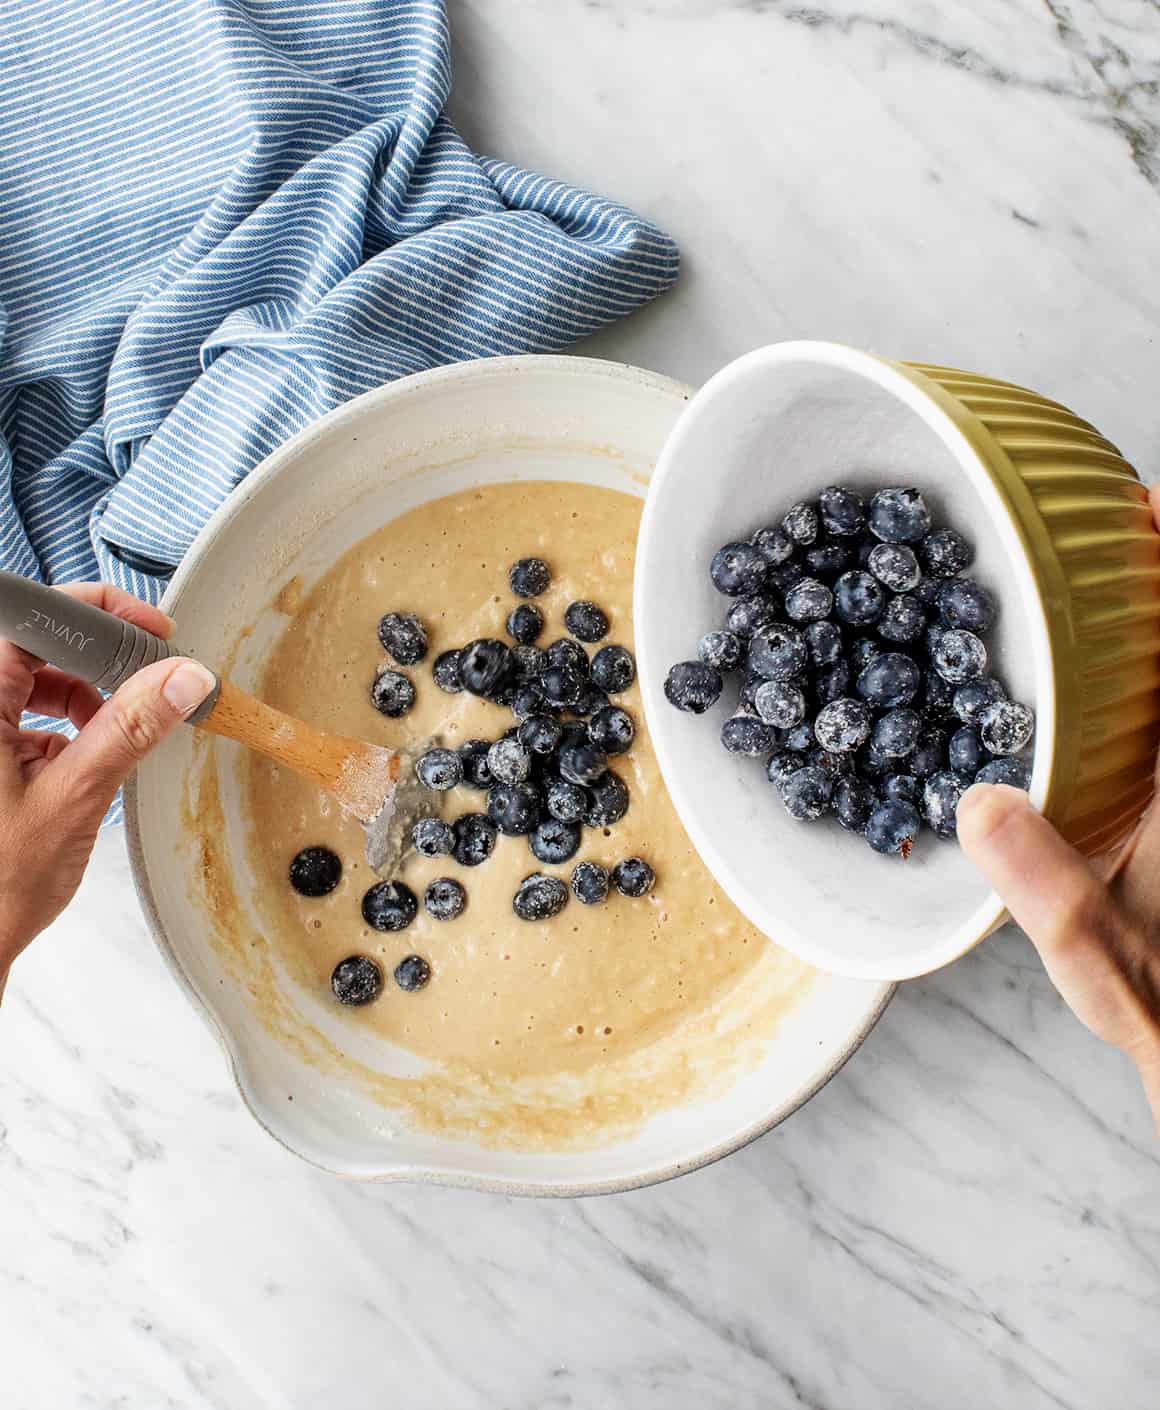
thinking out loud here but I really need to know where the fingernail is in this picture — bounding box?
[163,661,216,714]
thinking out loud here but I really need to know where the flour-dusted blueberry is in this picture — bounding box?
[979,699,1034,755]
[804,543,852,582]
[810,747,856,779]
[834,570,886,627]
[564,600,610,643]
[912,575,942,610]
[925,621,948,661]
[331,955,382,1006]
[558,739,608,787]
[528,816,582,865]
[785,577,834,623]
[910,729,948,780]
[377,612,427,666]
[709,540,769,597]
[868,487,931,544]
[736,674,762,713]
[452,812,498,866]
[415,747,463,792]
[856,651,921,707]
[584,770,630,826]
[834,776,877,834]
[938,578,996,633]
[814,659,851,707]
[545,638,588,676]
[721,712,774,756]
[872,708,921,758]
[747,623,808,681]
[766,561,806,595]
[751,523,795,565]
[976,757,1032,788]
[487,737,532,786]
[948,725,988,775]
[867,542,921,593]
[289,846,342,897]
[487,782,541,836]
[849,637,881,675]
[920,527,973,578]
[866,800,921,857]
[923,770,971,838]
[767,751,806,786]
[590,644,635,694]
[571,860,610,905]
[511,643,548,680]
[933,629,987,684]
[432,649,463,694]
[509,557,551,598]
[818,485,866,538]
[507,602,544,644]
[424,878,466,922]
[518,713,563,756]
[612,857,655,897]
[952,677,1005,724]
[362,880,418,932]
[919,670,955,721]
[510,682,547,721]
[815,698,871,753]
[804,620,843,667]
[458,739,495,791]
[783,721,815,753]
[877,594,925,644]
[881,772,921,806]
[588,705,634,755]
[856,742,893,779]
[370,668,416,718]
[727,595,780,639]
[698,629,743,673]
[540,663,584,709]
[779,764,833,820]
[856,537,877,568]
[753,680,806,730]
[555,721,589,754]
[546,778,589,824]
[782,502,819,546]
[572,682,610,718]
[412,817,454,858]
[459,638,514,698]
[394,954,433,991]
[513,873,569,921]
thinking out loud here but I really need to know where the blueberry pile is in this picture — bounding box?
[664,485,1034,857]
[291,557,656,1007]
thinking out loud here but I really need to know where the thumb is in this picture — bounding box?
[40,658,216,823]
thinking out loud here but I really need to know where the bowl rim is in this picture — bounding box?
[635,339,1055,982]
[124,353,895,1195]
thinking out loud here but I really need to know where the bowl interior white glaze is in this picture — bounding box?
[126,355,891,1193]
[635,342,1053,982]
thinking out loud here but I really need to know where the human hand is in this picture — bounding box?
[0,583,215,992]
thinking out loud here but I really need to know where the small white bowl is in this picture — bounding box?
[635,341,1054,982]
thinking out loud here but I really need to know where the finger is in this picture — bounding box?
[1150,481,1160,532]
[0,640,37,727]
[13,728,70,782]
[54,582,175,640]
[23,667,104,728]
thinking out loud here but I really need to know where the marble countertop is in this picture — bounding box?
[4,2,1159,1406]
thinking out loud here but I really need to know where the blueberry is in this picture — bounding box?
[459,639,514,697]
[432,650,463,694]
[872,708,921,758]
[287,846,342,898]
[362,880,418,932]
[920,527,973,579]
[512,643,548,680]
[856,537,877,568]
[377,612,427,666]
[868,487,931,544]
[487,782,541,836]
[783,721,815,753]
[546,638,589,675]
[834,571,886,627]
[699,630,743,672]
[804,620,842,667]
[394,954,432,990]
[814,660,851,707]
[976,757,1032,788]
[519,713,563,756]
[487,737,532,785]
[938,579,995,633]
[881,772,921,805]
[541,664,584,708]
[331,955,382,1006]
[590,644,635,693]
[558,740,608,786]
[721,712,775,756]
[452,812,498,866]
[766,561,805,594]
[849,637,881,674]
[513,873,569,921]
[529,817,582,865]
[424,878,466,922]
[747,623,808,681]
[727,595,780,639]
[565,600,610,643]
[978,700,1034,755]
[818,486,866,538]
[612,857,655,897]
[370,669,416,717]
[856,652,921,707]
[571,860,610,905]
[555,721,589,754]
[510,683,547,721]
[910,729,948,780]
[867,543,920,593]
[753,680,806,729]
[507,603,544,644]
[767,751,806,785]
[923,770,971,838]
[751,524,795,565]
[412,817,454,858]
[933,629,987,684]
[546,778,588,823]
[571,683,610,718]
[912,576,942,610]
[804,543,852,582]
[458,739,494,790]
[856,743,893,778]
[415,747,463,791]
[509,557,550,598]
[779,764,833,820]
[948,725,988,774]
[834,777,877,834]
[785,577,834,623]
[588,705,634,754]
[492,676,519,709]
[815,698,871,753]
[866,800,921,857]
[919,670,956,720]
[584,771,630,826]
[877,595,925,644]
[664,660,724,714]
[953,677,1005,724]
[782,502,819,546]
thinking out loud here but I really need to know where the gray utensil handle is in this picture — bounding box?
[0,571,220,721]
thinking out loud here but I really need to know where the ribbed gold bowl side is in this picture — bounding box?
[898,362,1160,856]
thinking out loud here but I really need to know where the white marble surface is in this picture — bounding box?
[4,2,1160,1406]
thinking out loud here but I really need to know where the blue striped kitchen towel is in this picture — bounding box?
[0,0,679,608]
